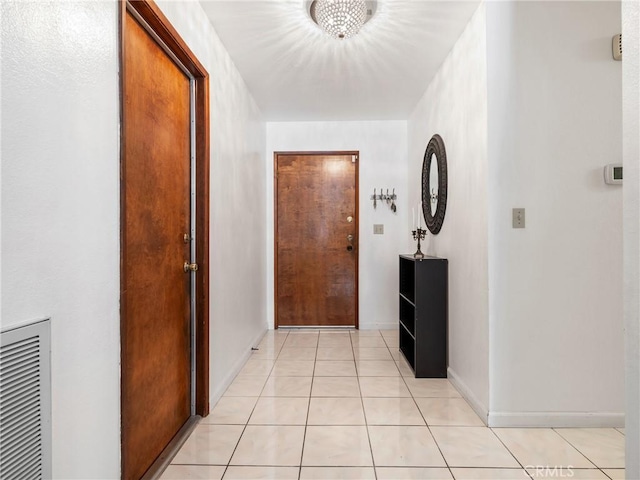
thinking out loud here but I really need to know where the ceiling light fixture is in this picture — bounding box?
[308,0,376,40]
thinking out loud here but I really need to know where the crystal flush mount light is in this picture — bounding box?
[308,0,377,40]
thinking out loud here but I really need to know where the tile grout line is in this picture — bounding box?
[297,330,320,479]
[220,330,289,478]
[485,427,533,479]
[393,331,459,478]
[552,427,616,472]
[352,329,378,480]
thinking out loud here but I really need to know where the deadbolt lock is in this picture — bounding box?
[183,262,199,273]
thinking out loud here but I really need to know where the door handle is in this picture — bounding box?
[347,234,354,252]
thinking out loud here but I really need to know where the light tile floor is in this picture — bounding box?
[161,330,625,480]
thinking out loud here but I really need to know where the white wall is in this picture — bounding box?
[1,2,121,478]
[407,4,490,419]
[266,121,408,330]
[622,0,640,474]
[1,1,266,477]
[157,0,268,411]
[487,1,624,426]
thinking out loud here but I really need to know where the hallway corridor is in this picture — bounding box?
[161,330,625,480]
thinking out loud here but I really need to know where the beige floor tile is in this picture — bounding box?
[362,398,425,425]
[258,335,287,348]
[450,468,530,479]
[564,470,611,479]
[382,334,399,344]
[302,426,373,466]
[312,376,361,397]
[351,330,384,337]
[368,426,446,467]
[262,330,289,338]
[356,360,400,376]
[388,349,400,360]
[203,396,258,424]
[493,428,594,468]
[351,336,387,348]
[430,427,520,468]
[318,337,352,348]
[317,347,354,360]
[307,397,366,425]
[300,467,376,479]
[396,359,415,377]
[224,375,268,397]
[380,329,397,335]
[172,424,244,465]
[271,360,315,376]
[318,337,353,348]
[353,348,393,361]
[314,360,357,376]
[230,425,305,466]
[238,358,276,376]
[555,429,625,468]
[319,331,352,338]
[376,467,453,480]
[261,376,313,397]
[415,398,484,426]
[603,469,625,479]
[249,397,309,425]
[284,334,319,348]
[617,428,625,435]
[223,466,299,479]
[250,346,282,360]
[251,340,284,358]
[161,465,225,480]
[404,378,461,397]
[358,376,411,397]
[277,347,317,360]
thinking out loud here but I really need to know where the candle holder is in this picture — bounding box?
[412,227,426,259]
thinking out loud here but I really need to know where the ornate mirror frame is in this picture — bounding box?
[421,134,448,235]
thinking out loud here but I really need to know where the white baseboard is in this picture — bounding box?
[447,367,489,425]
[488,411,625,428]
[208,327,268,410]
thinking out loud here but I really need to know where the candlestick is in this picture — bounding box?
[412,227,426,259]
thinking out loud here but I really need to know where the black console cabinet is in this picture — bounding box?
[399,255,448,378]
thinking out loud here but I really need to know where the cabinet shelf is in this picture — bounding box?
[398,255,448,378]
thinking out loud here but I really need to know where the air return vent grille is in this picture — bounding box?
[1,319,51,480]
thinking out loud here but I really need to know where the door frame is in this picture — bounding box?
[119,0,211,470]
[273,151,359,329]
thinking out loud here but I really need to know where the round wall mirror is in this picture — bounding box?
[421,134,448,235]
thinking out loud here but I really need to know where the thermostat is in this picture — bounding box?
[604,164,623,185]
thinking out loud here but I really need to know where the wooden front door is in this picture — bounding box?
[275,152,359,327]
[121,8,192,480]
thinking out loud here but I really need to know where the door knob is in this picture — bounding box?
[183,262,199,273]
[347,234,354,242]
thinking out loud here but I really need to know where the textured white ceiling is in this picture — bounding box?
[199,0,480,121]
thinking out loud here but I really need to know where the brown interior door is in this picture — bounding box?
[121,10,192,480]
[275,152,359,327]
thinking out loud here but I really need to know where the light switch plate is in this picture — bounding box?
[512,208,525,228]
[373,224,384,235]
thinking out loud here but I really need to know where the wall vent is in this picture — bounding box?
[1,319,52,480]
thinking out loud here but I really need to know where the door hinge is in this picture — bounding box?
[352,155,357,163]
[183,262,199,273]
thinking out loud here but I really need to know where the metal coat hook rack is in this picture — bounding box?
[371,188,397,212]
